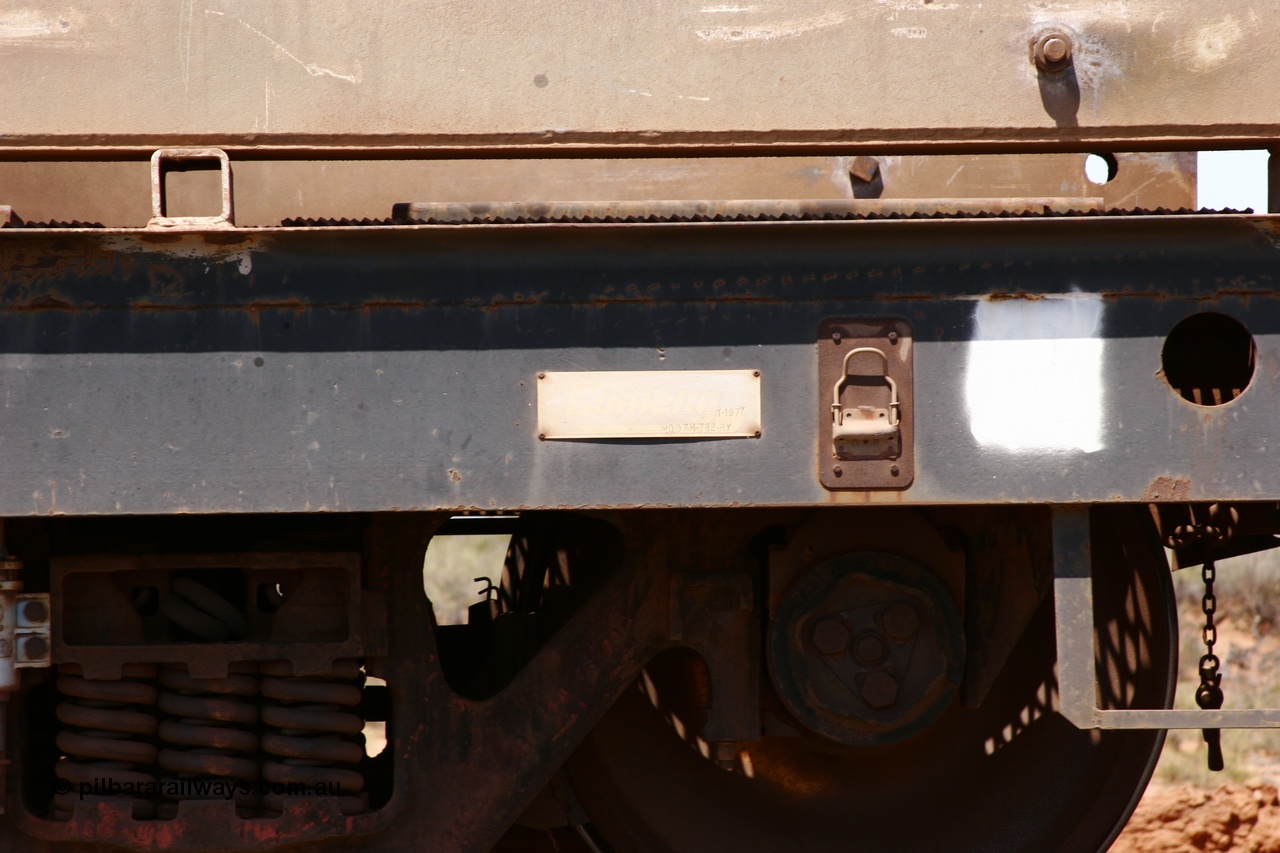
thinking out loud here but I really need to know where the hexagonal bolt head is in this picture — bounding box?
[1033,32,1073,72]
[811,618,851,657]
[849,156,881,183]
[881,602,920,641]
[860,669,899,708]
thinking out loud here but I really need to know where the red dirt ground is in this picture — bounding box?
[1114,783,1280,853]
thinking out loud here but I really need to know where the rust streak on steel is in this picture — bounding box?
[5,295,76,312]
[1143,477,1193,502]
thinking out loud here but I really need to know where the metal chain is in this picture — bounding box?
[1194,553,1225,771]
[1165,502,1238,551]
[1200,559,1218,669]
[1164,504,1236,773]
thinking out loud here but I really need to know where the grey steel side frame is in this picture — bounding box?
[1054,506,1280,729]
[2,214,1280,515]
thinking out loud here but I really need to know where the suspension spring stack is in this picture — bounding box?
[260,658,367,815]
[156,663,261,818]
[53,663,159,820]
[47,563,378,820]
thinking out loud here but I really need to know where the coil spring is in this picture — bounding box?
[155,662,260,819]
[160,577,248,642]
[53,663,159,820]
[260,658,367,815]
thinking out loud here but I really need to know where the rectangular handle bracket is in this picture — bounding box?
[148,148,234,230]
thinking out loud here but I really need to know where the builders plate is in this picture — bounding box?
[537,370,762,440]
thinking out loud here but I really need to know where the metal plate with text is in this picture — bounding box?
[537,370,761,440]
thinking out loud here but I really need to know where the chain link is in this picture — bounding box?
[1199,558,1219,681]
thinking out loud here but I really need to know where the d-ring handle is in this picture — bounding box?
[832,347,899,425]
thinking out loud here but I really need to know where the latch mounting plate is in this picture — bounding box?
[818,318,914,490]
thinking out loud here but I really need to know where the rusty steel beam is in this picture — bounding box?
[1,1,1278,157]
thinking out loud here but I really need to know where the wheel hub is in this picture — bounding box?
[768,551,965,746]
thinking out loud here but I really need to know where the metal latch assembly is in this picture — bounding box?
[832,347,900,457]
[818,319,913,491]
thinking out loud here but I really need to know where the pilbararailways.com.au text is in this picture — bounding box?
[55,778,342,799]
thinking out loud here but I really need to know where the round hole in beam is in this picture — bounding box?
[1085,153,1119,185]
[1161,312,1256,406]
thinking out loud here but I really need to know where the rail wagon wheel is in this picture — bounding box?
[566,507,1175,853]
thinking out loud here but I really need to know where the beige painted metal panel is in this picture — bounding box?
[880,152,1197,211]
[0,156,856,225]
[1,1,1277,153]
[0,153,1192,226]
[537,371,763,440]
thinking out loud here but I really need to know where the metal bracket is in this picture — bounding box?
[0,569,50,693]
[148,148,234,230]
[669,572,759,743]
[13,594,50,668]
[51,552,373,680]
[1053,506,1280,729]
[818,318,913,491]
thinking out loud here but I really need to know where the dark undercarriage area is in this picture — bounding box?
[0,506,1189,851]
